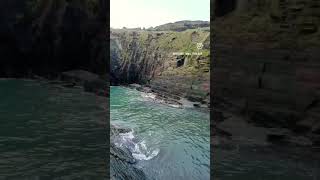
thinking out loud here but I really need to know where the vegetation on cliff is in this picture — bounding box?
[111,26,210,79]
[111,24,210,104]
[151,20,210,31]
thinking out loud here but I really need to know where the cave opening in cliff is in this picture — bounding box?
[215,0,236,17]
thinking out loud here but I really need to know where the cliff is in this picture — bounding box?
[0,0,108,78]
[110,25,210,105]
[213,0,320,146]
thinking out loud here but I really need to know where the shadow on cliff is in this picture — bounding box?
[0,0,108,78]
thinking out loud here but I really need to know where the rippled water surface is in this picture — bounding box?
[110,86,210,180]
[0,79,107,179]
[214,144,320,180]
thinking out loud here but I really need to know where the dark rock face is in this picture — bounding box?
[213,0,320,145]
[215,0,236,17]
[110,125,146,180]
[0,0,108,78]
[110,31,158,84]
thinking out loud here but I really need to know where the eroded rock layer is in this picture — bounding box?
[111,26,210,105]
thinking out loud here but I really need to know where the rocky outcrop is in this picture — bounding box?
[110,125,146,180]
[61,70,108,95]
[110,26,210,105]
[0,0,108,78]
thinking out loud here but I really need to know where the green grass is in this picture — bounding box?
[112,28,210,78]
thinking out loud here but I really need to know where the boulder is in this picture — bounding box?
[186,95,203,102]
[61,70,100,84]
[61,70,107,95]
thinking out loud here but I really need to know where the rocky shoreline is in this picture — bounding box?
[23,70,146,180]
[10,69,320,176]
[127,83,210,111]
[29,70,109,97]
[110,125,146,180]
[212,99,320,161]
[31,69,209,112]
[122,81,319,159]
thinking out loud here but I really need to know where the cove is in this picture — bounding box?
[110,86,210,180]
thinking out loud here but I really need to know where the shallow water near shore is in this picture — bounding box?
[110,86,210,180]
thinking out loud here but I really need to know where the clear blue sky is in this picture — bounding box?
[111,0,210,28]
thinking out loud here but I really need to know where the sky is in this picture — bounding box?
[110,0,210,29]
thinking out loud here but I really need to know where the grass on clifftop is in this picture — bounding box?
[112,28,210,76]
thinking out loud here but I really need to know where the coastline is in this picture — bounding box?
[125,83,210,112]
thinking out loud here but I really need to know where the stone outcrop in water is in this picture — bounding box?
[110,24,210,106]
[213,0,320,146]
[61,70,108,95]
[110,125,146,180]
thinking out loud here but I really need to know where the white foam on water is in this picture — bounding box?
[167,104,181,108]
[141,92,157,100]
[132,140,160,160]
[132,146,160,160]
[115,130,160,161]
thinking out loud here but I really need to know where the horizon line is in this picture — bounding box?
[110,20,211,29]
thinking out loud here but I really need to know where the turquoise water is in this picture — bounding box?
[0,79,107,179]
[110,86,210,180]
